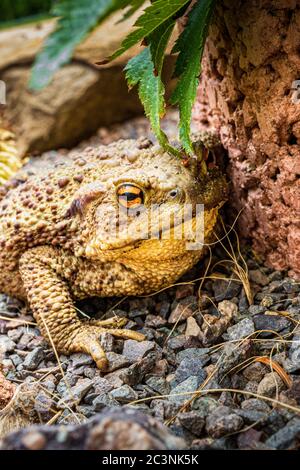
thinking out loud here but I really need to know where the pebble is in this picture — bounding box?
[241,398,271,413]
[145,376,170,395]
[237,428,263,449]
[174,358,207,385]
[206,406,244,438]
[23,347,44,370]
[100,333,115,352]
[169,376,200,405]
[122,340,155,363]
[253,314,292,335]
[57,378,93,408]
[71,353,94,368]
[226,318,255,341]
[248,304,265,315]
[92,393,120,411]
[106,352,131,372]
[0,335,15,353]
[110,385,138,403]
[178,411,205,436]
[176,348,210,365]
[242,362,268,382]
[249,269,270,286]
[185,317,201,337]
[265,418,300,449]
[168,296,198,323]
[257,372,285,398]
[212,278,241,301]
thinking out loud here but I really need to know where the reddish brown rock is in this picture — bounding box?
[193,0,300,279]
[0,371,15,409]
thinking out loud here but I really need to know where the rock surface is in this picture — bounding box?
[193,0,300,279]
[0,12,176,156]
[0,408,185,450]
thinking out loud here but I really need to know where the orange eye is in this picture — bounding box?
[117,184,144,209]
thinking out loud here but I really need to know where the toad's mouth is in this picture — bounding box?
[86,205,222,257]
[85,169,228,257]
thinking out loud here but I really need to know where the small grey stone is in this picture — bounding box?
[217,341,253,379]
[282,279,299,294]
[226,318,255,341]
[145,376,170,395]
[34,391,55,416]
[92,393,120,411]
[92,377,113,394]
[71,353,93,368]
[122,340,155,363]
[110,385,138,403]
[191,396,218,417]
[57,378,93,408]
[104,369,125,389]
[174,358,207,385]
[265,418,300,449]
[257,372,285,398]
[168,296,198,324]
[7,329,23,342]
[241,398,271,413]
[248,305,265,315]
[206,406,244,438]
[176,348,210,365]
[106,352,131,372]
[124,403,153,415]
[235,409,268,425]
[169,376,200,405]
[242,362,267,382]
[178,411,205,436]
[10,354,22,367]
[212,279,241,301]
[119,352,157,386]
[0,335,16,353]
[167,335,187,351]
[253,314,292,336]
[23,347,44,370]
[76,405,95,418]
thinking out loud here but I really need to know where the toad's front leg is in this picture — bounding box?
[19,247,144,370]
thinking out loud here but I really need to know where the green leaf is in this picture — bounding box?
[149,17,175,74]
[170,0,216,155]
[109,0,191,62]
[29,0,132,90]
[119,0,146,22]
[125,47,179,156]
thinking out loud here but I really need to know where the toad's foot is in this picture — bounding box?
[19,247,145,371]
[71,324,145,370]
[87,316,128,328]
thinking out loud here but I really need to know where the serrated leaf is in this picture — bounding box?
[119,0,146,22]
[29,0,132,90]
[170,0,216,155]
[125,47,178,156]
[108,0,191,62]
[149,17,175,74]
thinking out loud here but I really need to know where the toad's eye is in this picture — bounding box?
[117,183,144,209]
[168,188,181,199]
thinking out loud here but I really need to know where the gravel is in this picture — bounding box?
[0,120,299,449]
[206,406,244,438]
